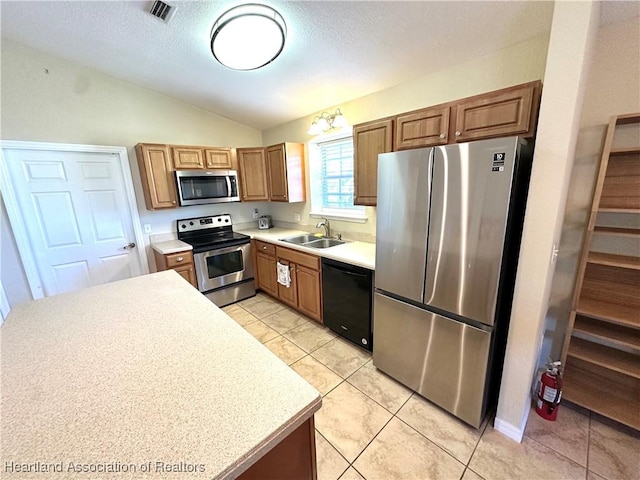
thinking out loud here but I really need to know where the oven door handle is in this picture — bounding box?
[194,242,249,258]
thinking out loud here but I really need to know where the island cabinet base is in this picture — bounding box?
[238,417,317,480]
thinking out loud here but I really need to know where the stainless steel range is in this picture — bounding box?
[177,214,255,307]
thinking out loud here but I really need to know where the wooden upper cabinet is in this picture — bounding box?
[395,106,450,149]
[237,148,269,201]
[353,119,394,206]
[205,148,234,169]
[453,81,541,142]
[172,146,205,169]
[135,143,178,210]
[266,144,288,201]
[266,143,306,203]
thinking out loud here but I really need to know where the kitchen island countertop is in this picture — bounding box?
[0,270,321,479]
[237,227,375,270]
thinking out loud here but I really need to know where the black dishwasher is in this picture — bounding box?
[321,258,373,351]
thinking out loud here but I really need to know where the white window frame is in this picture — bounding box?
[308,128,367,223]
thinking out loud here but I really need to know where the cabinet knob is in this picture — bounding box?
[455,131,461,136]
[439,133,445,139]
[262,246,267,250]
[177,256,184,262]
[172,200,176,204]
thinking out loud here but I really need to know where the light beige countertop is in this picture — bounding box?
[1,270,321,479]
[150,239,192,255]
[237,227,376,270]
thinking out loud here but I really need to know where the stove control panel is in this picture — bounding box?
[177,214,232,233]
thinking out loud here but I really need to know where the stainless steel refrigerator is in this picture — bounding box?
[373,136,532,428]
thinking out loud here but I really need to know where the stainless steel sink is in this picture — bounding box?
[280,234,320,244]
[280,234,345,249]
[304,238,345,249]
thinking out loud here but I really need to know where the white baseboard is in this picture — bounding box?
[493,406,530,443]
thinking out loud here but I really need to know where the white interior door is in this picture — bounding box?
[3,147,144,296]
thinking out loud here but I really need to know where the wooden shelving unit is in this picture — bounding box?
[561,112,640,430]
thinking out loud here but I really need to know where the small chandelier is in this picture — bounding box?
[210,4,287,71]
[307,109,349,135]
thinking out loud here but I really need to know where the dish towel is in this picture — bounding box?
[277,261,291,288]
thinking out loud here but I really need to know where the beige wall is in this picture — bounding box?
[496,1,601,439]
[0,39,265,306]
[539,16,640,365]
[261,35,550,238]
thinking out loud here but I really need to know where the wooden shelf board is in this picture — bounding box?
[587,252,640,270]
[610,147,640,156]
[573,315,640,350]
[563,360,640,430]
[598,208,640,213]
[576,298,640,329]
[593,226,640,237]
[616,114,640,125]
[568,337,640,379]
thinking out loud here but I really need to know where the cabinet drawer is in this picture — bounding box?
[255,240,276,256]
[166,251,193,268]
[276,246,320,271]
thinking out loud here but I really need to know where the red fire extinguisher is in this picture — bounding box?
[535,361,563,421]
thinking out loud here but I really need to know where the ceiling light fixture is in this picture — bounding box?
[307,109,349,135]
[210,4,287,71]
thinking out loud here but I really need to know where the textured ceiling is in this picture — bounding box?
[0,1,561,130]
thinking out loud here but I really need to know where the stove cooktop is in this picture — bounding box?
[176,214,250,253]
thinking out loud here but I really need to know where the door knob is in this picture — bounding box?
[124,242,136,249]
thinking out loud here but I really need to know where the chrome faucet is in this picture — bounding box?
[316,217,330,238]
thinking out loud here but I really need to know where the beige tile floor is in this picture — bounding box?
[224,294,640,480]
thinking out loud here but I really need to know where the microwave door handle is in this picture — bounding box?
[225,175,232,196]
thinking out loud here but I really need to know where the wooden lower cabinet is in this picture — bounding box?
[296,265,322,321]
[237,417,317,480]
[256,250,278,297]
[174,264,197,286]
[277,260,298,308]
[153,250,197,289]
[253,240,323,323]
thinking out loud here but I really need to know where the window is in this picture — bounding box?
[309,131,366,220]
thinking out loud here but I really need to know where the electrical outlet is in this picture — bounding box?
[143,224,152,234]
[294,213,301,222]
[252,208,259,219]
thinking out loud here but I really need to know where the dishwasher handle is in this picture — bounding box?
[325,264,369,279]
[322,259,372,278]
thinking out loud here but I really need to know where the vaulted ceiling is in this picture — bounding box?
[1,1,635,130]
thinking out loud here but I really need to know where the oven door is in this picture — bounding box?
[193,242,254,293]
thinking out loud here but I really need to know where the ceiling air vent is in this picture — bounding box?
[149,0,176,23]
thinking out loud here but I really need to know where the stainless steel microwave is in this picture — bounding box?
[175,170,240,206]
